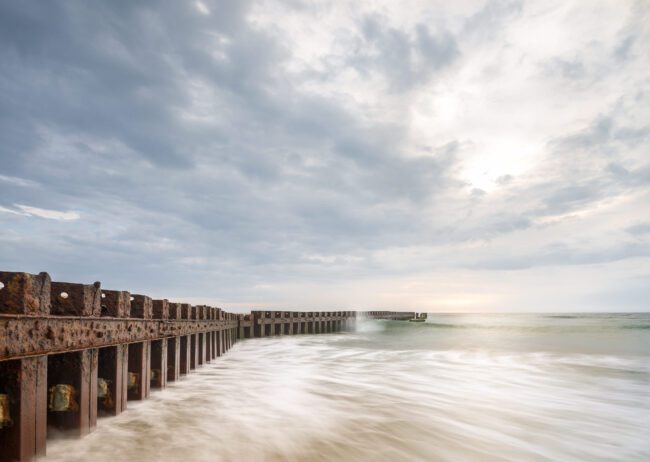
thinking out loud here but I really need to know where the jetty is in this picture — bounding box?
[0,270,406,461]
[364,311,425,321]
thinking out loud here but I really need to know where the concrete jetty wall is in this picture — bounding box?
[0,270,407,461]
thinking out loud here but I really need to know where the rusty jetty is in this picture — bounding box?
[0,270,419,461]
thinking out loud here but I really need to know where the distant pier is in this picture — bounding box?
[365,311,420,321]
[0,270,410,461]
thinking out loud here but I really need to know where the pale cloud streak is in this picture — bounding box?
[0,174,38,187]
[0,204,81,221]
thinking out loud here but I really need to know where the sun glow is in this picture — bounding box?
[460,137,539,192]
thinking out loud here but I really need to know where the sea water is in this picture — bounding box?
[44,314,650,461]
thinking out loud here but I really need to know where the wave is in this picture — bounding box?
[44,331,650,462]
[376,313,650,333]
[544,314,581,319]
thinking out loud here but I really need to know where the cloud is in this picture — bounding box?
[350,15,459,90]
[194,1,211,15]
[0,204,81,221]
[0,0,648,311]
[0,174,39,187]
[626,223,650,236]
[0,206,24,216]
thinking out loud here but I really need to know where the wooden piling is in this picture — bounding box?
[0,272,50,461]
[98,345,127,416]
[188,335,195,370]
[47,349,98,437]
[197,333,204,366]
[179,335,190,375]
[167,337,180,382]
[150,339,167,390]
[205,331,212,363]
[0,356,48,462]
[127,341,150,400]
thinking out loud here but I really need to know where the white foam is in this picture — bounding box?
[44,330,650,462]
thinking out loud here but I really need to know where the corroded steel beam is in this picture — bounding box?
[0,316,237,361]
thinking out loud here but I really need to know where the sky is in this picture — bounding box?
[0,0,649,312]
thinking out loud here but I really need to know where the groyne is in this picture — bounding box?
[0,270,410,462]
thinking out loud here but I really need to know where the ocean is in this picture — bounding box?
[44,313,650,462]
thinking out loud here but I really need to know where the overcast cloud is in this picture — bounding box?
[1,0,648,312]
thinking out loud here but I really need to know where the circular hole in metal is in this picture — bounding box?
[0,282,4,290]
[101,293,106,299]
[60,292,69,299]
[130,296,134,302]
